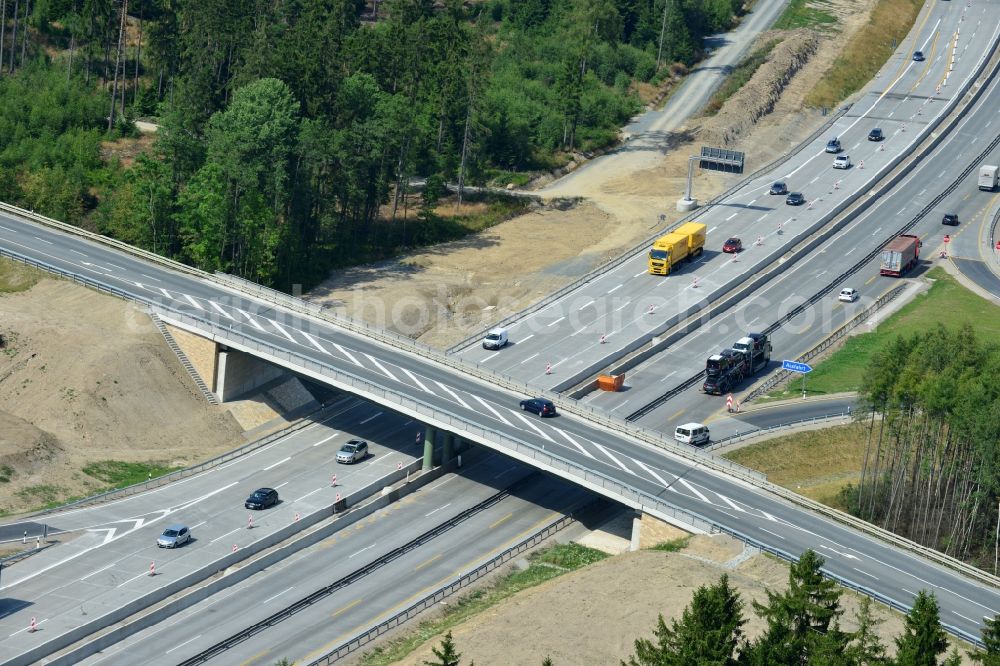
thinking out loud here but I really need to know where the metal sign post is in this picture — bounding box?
[781,360,813,398]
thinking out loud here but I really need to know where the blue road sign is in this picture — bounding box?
[782,360,813,374]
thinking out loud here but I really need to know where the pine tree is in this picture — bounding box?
[970,614,1000,664]
[894,591,949,666]
[844,597,888,665]
[425,631,462,666]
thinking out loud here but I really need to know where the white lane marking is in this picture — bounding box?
[360,411,383,425]
[350,544,376,558]
[717,494,746,512]
[634,459,670,486]
[853,567,879,580]
[165,634,203,654]
[872,227,882,236]
[591,441,631,473]
[725,212,738,220]
[80,562,117,581]
[183,294,204,310]
[237,308,267,331]
[608,284,622,293]
[511,410,555,441]
[483,351,500,362]
[71,249,88,257]
[677,478,709,503]
[211,527,242,544]
[267,318,297,343]
[208,301,234,319]
[263,456,291,471]
[757,213,768,221]
[633,271,646,278]
[809,176,819,184]
[33,235,54,245]
[760,527,785,540]
[761,511,780,522]
[262,587,294,605]
[918,188,926,196]
[333,343,362,366]
[709,225,720,233]
[140,273,161,282]
[313,432,340,446]
[274,481,289,490]
[190,520,207,530]
[402,367,432,393]
[425,503,453,517]
[472,394,512,425]
[953,611,976,623]
[301,331,327,353]
[9,618,47,637]
[547,316,565,327]
[845,247,856,255]
[364,354,399,382]
[435,381,472,410]
[0,225,17,233]
[556,429,596,459]
[159,287,172,299]
[615,300,631,312]
[520,352,539,364]
[296,488,321,502]
[120,568,158,587]
[580,300,594,309]
[519,334,534,344]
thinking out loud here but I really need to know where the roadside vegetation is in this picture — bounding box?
[724,422,869,508]
[81,460,180,489]
[704,39,781,115]
[806,0,924,108]
[0,257,44,294]
[767,268,1000,398]
[772,0,837,31]
[357,542,609,665]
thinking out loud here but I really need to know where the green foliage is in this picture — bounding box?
[773,0,837,30]
[623,573,745,666]
[531,541,610,568]
[704,39,779,115]
[971,614,1000,664]
[81,460,180,489]
[894,591,949,666]
[649,536,689,552]
[424,631,462,666]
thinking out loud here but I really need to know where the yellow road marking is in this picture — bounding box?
[893,3,935,82]
[865,274,878,285]
[300,511,563,664]
[332,598,362,618]
[490,513,513,529]
[911,30,938,92]
[414,553,442,572]
[239,649,270,666]
[667,408,686,422]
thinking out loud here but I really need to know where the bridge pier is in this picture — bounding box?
[630,511,691,551]
[422,425,436,470]
[442,432,454,463]
[215,347,285,402]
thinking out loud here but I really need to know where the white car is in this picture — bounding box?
[838,288,859,302]
[833,154,852,169]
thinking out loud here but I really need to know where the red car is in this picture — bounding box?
[722,237,743,253]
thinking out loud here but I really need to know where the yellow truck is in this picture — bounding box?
[647,222,706,275]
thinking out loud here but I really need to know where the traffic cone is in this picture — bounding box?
[247,514,253,530]
[545,362,552,375]
[647,303,655,314]
[29,617,36,633]
[599,334,606,344]
[834,180,840,190]
[331,474,337,487]
[754,236,762,246]
[232,544,238,553]
[859,160,864,169]
[294,512,300,522]
[149,561,156,577]
[692,277,699,289]
[879,143,885,152]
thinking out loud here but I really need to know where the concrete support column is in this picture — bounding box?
[422,425,436,470]
[442,432,454,463]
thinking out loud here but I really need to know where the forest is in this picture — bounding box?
[0,0,743,290]
[841,325,1000,568]
[423,550,1000,665]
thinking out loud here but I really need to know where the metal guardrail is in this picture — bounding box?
[741,284,908,403]
[306,513,576,665]
[706,410,856,449]
[444,106,852,355]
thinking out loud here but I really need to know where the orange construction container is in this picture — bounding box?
[597,374,626,391]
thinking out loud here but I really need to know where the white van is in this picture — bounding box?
[482,327,509,350]
[674,422,710,446]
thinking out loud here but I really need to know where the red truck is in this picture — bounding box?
[879,234,921,277]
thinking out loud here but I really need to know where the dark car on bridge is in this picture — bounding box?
[519,398,557,417]
[785,192,806,206]
[722,237,743,253]
[769,181,788,195]
[868,127,884,141]
[245,487,279,510]
[942,213,959,226]
[825,137,842,153]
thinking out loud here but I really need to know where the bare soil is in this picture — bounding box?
[0,272,243,514]
[381,535,975,665]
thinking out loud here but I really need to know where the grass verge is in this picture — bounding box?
[806,0,923,108]
[649,536,690,552]
[767,268,1000,398]
[357,542,609,666]
[724,421,870,508]
[82,460,182,489]
[0,256,44,293]
[772,0,837,31]
[704,39,781,115]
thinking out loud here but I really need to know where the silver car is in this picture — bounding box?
[337,439,368,464]
[157,524,191,548]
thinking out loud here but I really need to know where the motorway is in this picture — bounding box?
[455,0,997,396]
[2,1,1000,662]
[76,456,593,666]
[3,193,1000,656]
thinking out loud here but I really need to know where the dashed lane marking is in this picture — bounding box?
[267,318,297,343]
[332,343,362,366]
[435,381,472,410]
[237,309,267,332]
[364,354,399,382]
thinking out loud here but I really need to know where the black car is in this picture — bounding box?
[245,487,279,510]
[519,397,557,416]
[825,137,841,153]
[942,213,959,226]
[867,127,884,141]
[913,50,925,62]
[769,181,788,195]
[785,192,806,206]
